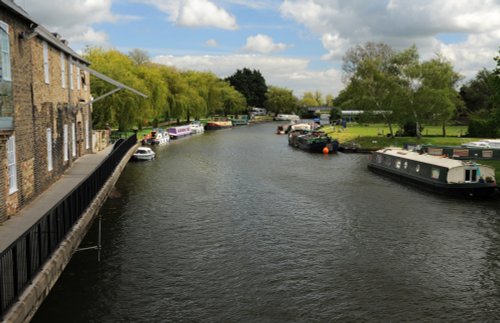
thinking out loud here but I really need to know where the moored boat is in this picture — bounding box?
[141,128,169,145]
[288,130,339,153]
[189,121,205,134]
[368,147,497,197]
[132,146,155,161]
[168,125,192,139]
[205,118,233,130]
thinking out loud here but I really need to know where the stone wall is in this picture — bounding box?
[0,9,94,223]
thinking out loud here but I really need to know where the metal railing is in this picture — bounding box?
[0,134,136,318]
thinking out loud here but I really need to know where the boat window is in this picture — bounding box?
[376,155,383,163]
[395,160,401,169]
[465,169,478,183]
[403,161,408,169]
[431,168,440,179]
[416,164,420,173]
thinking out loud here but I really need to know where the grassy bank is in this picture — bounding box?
[321,124,477,149]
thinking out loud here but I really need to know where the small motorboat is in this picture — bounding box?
[189,121,205,134]
[132,147,155,161]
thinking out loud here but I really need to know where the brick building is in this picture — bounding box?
[0,0,93,223]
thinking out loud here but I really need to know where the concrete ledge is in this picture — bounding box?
[1,143,138,323]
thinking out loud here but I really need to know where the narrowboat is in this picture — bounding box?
[288,130,339,153]
[368,147,497,197]
[274,114,300,121]
[168,125,192,139]
[205,118,233,130]
[231,115,249,126]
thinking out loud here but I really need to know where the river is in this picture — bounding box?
[33,122,500,322]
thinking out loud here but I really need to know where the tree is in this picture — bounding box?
[265,86,298,114]
[225,68,267,107]
[128,48,150,65]
[417,56,463,136]
[84,48,148,131]
[299,92,320,107]
[325,94,334,107]
[460,69,498,116]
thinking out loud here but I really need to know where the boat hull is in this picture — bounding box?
[205,122,232,130]
[368,162,497,197]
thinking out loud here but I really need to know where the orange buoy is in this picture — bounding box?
[322,147,329,154]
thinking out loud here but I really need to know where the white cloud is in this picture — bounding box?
[242,34,290,54]
[152,54,341,96]
[280,0,500,81]
[206,39,219,47]
[20,0,135,47]
[137,0,238,30]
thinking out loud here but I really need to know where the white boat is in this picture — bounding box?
[168,125,192,139]
[462,139,500,149]
[149,128,170,145]
[285,123,311,133]
[133,147,155,161]
[275,114,300,121]
[189,121,205,134]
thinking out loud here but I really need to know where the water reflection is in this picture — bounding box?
[34,123,500,322]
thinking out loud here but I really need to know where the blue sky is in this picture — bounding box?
[20,0,500,97]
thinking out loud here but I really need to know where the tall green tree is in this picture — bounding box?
[265,86,298,114]
[225,68,267,107]
[84,48,148,131]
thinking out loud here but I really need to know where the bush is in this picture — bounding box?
[467,117,498,137]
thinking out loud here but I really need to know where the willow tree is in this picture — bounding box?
[84,48,148,130]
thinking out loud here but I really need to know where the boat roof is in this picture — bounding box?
[376,147,490,170]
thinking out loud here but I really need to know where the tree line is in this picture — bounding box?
[87,45,500,138]
[335,42,500,138]
[86,48,248,130]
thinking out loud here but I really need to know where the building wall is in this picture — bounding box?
[0,9,93,223]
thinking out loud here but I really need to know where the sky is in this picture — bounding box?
[17,0,500,97]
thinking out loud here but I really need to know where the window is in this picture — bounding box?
[47,128,53,171]
[77,66,81,89]
[43,41,50,84]
[0,21,12,81]
[61,52,66,88]
[85,119,90,150]
[71,122,76,157]
[403,161,408,169]
[431,168,440,179]
[416,164,420,173]
[63,124,68,161]
[465,169,478,183]
[7,136,17,194]
[69,63,73,89]
[82,70,87,91]
[395,160,401,169]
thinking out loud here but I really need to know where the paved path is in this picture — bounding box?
[0,146,113,252]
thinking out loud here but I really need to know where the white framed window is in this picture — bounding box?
[85,119,90,150]
[76,66,81,89]
[83,71,87,91]
[43,41,50,84]
[7,136,17,194]
[0,21,12,81]
[47,128,53,171]
[69,63,74,89]
[63,124,68,161]
[71,122,76,157]
[60,52,66,88]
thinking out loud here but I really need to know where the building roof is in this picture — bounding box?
[378,147,468,170]
[0,0,89,65]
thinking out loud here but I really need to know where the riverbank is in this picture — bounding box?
[321,124,500,179]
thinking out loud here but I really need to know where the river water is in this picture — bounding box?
[33,122,500,322]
